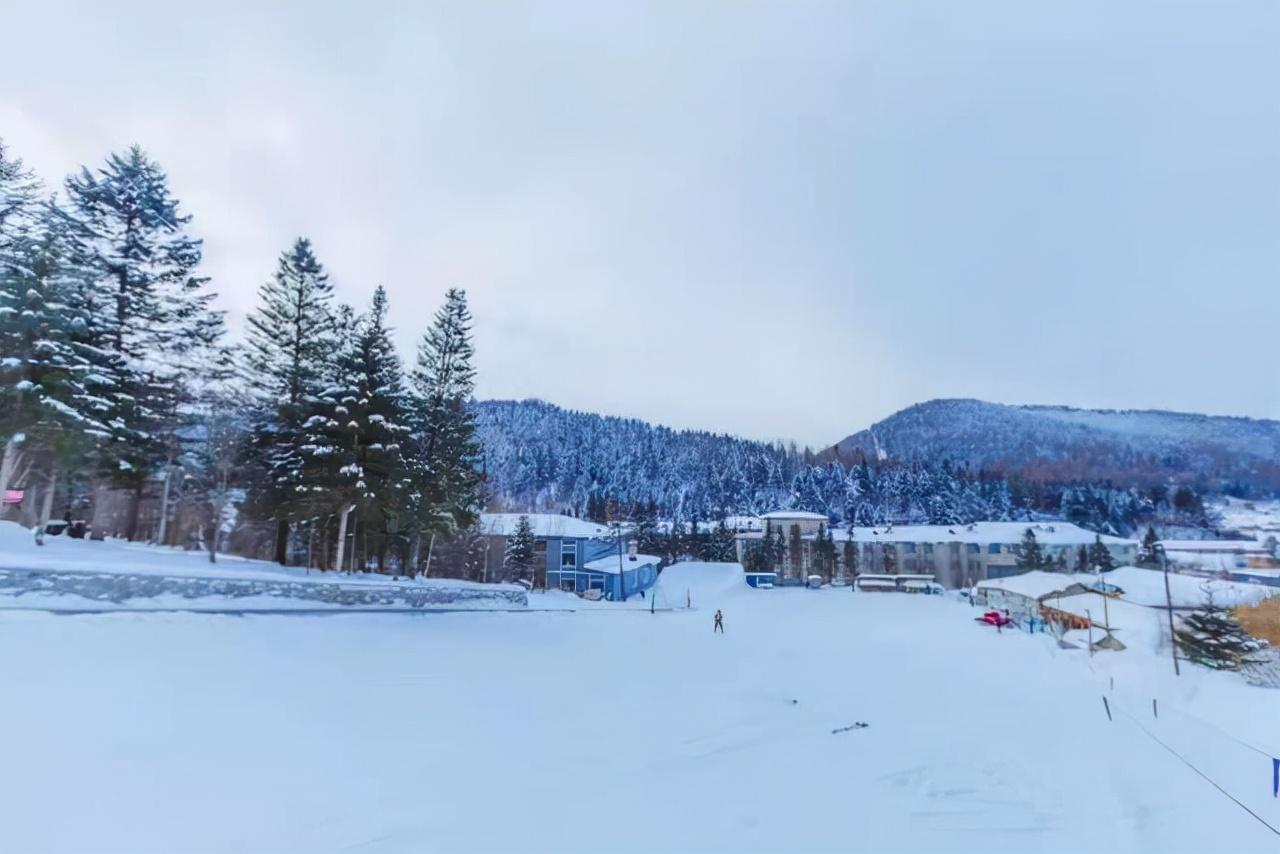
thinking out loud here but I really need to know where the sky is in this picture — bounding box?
[2,1,1277,448]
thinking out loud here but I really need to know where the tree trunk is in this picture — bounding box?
[274,517,289,565]
[34,465,57,545]
[156,466,173,546]
[123,482,143,541]
[408,533,422,578]
[0,436,25,523]
[208,513,219,562]
[333,504,355,575]
[424,533,437,578]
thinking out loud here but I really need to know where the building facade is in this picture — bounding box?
[736,517,1138,588]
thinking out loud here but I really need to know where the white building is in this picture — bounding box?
[736,517,1138,588]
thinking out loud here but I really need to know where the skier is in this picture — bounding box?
[714,609,724,634]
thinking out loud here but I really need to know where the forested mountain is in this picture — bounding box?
[829,399,1280,495]
[474,399,1022,526]
[474,399,1220,536]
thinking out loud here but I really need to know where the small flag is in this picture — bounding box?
[2,489,23,505]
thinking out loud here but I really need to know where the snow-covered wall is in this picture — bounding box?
[0,568,528,610]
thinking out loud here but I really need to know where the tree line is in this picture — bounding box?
[0,139,484,577]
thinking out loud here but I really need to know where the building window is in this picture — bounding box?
[561,542,577,568]
[966,544,979,554]
[559,573,576,592]
[902,543,916,554]
[988,543,1001,554]
[923,543,933,555]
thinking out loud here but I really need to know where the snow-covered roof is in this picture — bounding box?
[582,553,661,574]
[759,510,829,521]
[977,571,1099,600]
[848,522,1133,546]
[478,513,610,539]
[741,520,1134,546]
[1158,539,1267,553]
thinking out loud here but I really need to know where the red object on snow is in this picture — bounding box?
[979,610,1012,627]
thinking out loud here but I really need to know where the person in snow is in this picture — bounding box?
[714,609,724,634]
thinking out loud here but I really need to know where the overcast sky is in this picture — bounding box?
[3,1,1277,447]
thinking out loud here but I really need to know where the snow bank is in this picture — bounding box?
[653,560,746,608]
[0,522,526,610]
[1106,566,1274,608]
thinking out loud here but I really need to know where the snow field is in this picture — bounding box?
[2,576,1278,852]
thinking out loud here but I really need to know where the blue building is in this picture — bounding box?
[479,513,660,599]
[573,552,661,600]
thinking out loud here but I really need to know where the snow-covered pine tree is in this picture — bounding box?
[842,529,858,579]
[297,290,410,572]
[63,146,224,539]
[1088,534,1116,572]
[1016,528,1044,571]
[1136,526,1160,568]
[408,288,484,553]
[435,523,487,581]
[503,514,536,582]
[1,180,119,528]
[1174,596,1264,670]
[241,237,336,562]
[708,518,737,562]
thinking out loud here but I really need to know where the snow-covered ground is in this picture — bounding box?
[0,522,526,611]
[2,562,1278,852]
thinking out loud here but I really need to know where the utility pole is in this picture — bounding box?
[1159,545,1180,676]
[614,522,626,602]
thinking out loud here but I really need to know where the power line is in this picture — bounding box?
[1119,709,1279,838]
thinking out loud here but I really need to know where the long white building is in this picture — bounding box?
[735,512,1137,588]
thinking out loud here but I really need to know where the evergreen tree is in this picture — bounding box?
[241,238,336,562]
[503,514,536,582]
[1136,526,1160,568]
[1088,534,1116,572]
[1174,598,1263,670]
[708,518,737,562]
[1016,528,1044,571]
[300,289,411,571]
[842,529,859,580]
[63,146,224,538]
[1076,544,1090,572]
[409,288,484,546]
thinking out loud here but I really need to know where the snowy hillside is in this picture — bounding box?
[830,399,1280,491]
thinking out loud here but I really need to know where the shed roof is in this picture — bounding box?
[582,553,661,574]
[977,571,1099,600]
[479,513,610,540]
[759,511,830,521]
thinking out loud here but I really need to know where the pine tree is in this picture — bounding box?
[503,514,536,582]
[1088,534,1116,572]
[1076,544,1090,572]
[241,238,336,562]
[409,288,484,548]
[299,289,410,571]
[1,184,121,528]
[842,529,858,580]
[708,518,737,562]
[1136,526,1160,568]
[1016,528,1044,571]
[1174,598,1263,670]
[63,146,224,538]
